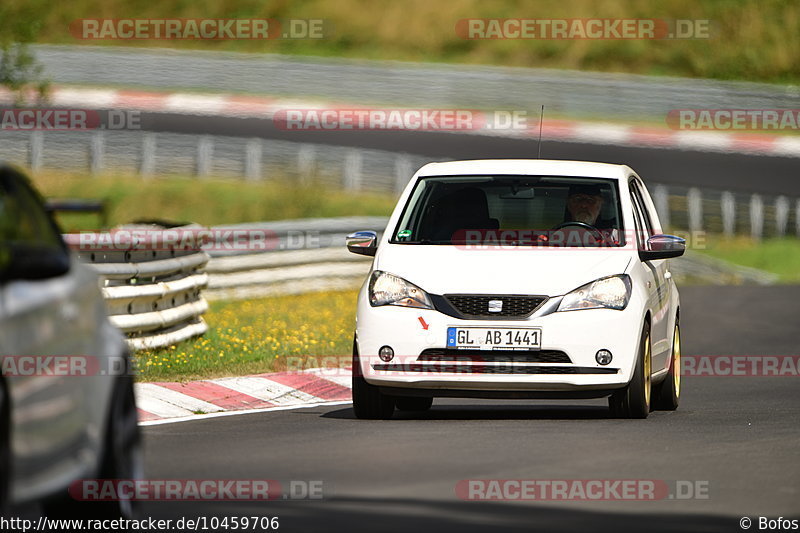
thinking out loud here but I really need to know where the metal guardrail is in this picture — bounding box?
[202,217,382,300]
[32,45,800,120]
[0,130,429,196]
[651,185,800,240]
[2,126,799,239]
[64,229,210,351]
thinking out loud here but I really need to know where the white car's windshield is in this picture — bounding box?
[392,175,626,247]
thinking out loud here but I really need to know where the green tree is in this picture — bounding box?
[0,13,49,106]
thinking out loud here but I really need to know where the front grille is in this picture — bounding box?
[441,294,547,319]
[372,363,618,375]
[419,349,571,364]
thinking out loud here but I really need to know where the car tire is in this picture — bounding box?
[0,379,10,517]
[653,323,681,411]
[609,322,652,419]
[352,337,395,420]
[395,397,433,412]
[44,374,142,519]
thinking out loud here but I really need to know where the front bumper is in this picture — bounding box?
[355,288,643,393]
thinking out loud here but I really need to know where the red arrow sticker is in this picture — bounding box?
[418,316,430,330]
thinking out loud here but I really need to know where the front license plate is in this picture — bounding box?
[446,327,542,350]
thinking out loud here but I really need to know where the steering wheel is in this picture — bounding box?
[552,221,606,244]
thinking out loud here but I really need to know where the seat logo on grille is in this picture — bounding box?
[488,299,503,313]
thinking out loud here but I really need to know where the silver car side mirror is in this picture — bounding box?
[640,234,686,261]
[346,231,378,257]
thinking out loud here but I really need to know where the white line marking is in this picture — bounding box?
[139,400,352,426]
[674,131,734,151]
[572,123,632,144]
[134,394,194,419]
[164,93,227,114]
[772,136,800,157]
[135,383,224,414]
[51,88,118,108]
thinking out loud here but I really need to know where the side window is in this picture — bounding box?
[0,173,65,248]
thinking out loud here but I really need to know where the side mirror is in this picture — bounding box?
[639,234,685,261]
[346,231,378,257]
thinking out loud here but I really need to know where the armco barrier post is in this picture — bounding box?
[750,194,764,241]
[140,133,156,178]
[297,144,316,181]
[652,185,670,230]
[775,196,789,237]
[196,136,213,178]
[344,150,363,190]
[89,131,105,175]
[29,131,43,171]
[721,191,736,237]
[796,199,800,238]
[394,155,413,195]
[245,139,262,181]
[687,188,703,233]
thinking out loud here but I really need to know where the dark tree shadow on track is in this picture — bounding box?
[135,497,753,533]
[324,404,617,421]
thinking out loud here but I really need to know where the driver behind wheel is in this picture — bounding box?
[566,184,606,226]
[558,184,619,245]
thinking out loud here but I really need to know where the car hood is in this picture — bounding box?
[374,244,634,296]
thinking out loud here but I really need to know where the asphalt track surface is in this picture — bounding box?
[142,286,800,533]
[138,112,800,196]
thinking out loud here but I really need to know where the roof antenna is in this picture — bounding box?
[537,105,544,158]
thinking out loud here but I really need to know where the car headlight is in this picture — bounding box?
[557,274,632,312]
[369,270,433,309]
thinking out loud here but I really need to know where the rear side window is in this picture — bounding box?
[629,180,653,250]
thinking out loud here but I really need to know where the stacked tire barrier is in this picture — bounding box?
[64,228,210,351]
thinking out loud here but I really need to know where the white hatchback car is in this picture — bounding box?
[348,159,684,419]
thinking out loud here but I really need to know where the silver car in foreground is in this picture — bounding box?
[0,164,141,517]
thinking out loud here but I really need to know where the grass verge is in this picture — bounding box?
[29,170,396,232]
[5,0,799,84]
[136,290,357,382]
[694,236,800,283]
